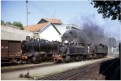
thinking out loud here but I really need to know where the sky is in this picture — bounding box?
[1,0,121,41]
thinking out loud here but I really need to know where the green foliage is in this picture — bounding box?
[12,21,24,30]
[6,21,12,25]
[13,21,23,27]
[91,1,121,21]
[1,20,24,30]
[1,20,5,25]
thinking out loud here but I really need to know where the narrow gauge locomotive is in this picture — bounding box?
[21,36,59,63]
[21,36,108,63]
[53,42,108,63]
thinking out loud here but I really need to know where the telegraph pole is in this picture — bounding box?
[26,0,30,77]
[26,0,28,26]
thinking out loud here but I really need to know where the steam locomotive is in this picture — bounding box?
[53,42,108,63]
[21,36,108,63]
[21,36,59,63]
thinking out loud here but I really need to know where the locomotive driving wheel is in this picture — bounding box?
[32,56,38,64]
[32,52,42,64]
[32,56,36,63]
[75,56,80,61]
[64,56,71,63]
[71,56,75,62]
[79,56,83,61]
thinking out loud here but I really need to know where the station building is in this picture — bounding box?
[24,18,79,42]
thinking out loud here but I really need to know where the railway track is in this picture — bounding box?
[38,62,102,80]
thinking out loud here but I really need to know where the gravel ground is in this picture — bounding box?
[1,62,54,73]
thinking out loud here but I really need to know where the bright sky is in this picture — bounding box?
[1,0,121,41]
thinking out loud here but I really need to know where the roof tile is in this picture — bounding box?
[42,18,62,24]
[24,22,49,32]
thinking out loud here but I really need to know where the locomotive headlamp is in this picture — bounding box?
[64,40,69,43]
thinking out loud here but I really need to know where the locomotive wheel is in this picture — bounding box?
[93,54,96,59]
[27,59,32,64]
[87,55,90,60]
[75,56,80,61]
[38,57,42,63]
[83,55,87,60]
[71,56,75,62]
[80,56,83,61]
[62,57,66,63]
[32,56,38,64]
[64,56,71,63]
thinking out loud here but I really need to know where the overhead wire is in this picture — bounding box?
[28,2,49,16]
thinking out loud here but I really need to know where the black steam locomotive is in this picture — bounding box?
[21,36,59,63]
[21,36,108,63]
[53,42,108,63]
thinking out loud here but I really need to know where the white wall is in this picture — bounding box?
[54,24,67,36]
[39,24,61,42]
[1,25,33,41]
[109,47,119,55]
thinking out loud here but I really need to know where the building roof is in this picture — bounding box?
[38,18,62,25]
[24,22,61,35]
[24,22,49,32]
[1,25,33,41]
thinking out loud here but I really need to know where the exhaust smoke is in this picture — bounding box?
[62,17,108,45]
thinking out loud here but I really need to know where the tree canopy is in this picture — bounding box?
[6,21,12,25]
[1,20,5,25]
[91,1,121,21]
[1,20,24,30]
[13,21,24,30]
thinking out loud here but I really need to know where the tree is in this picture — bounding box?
[1,20,5,25]
[91,1,121,21]
[12,21,24,30]
[6,21,12,25]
